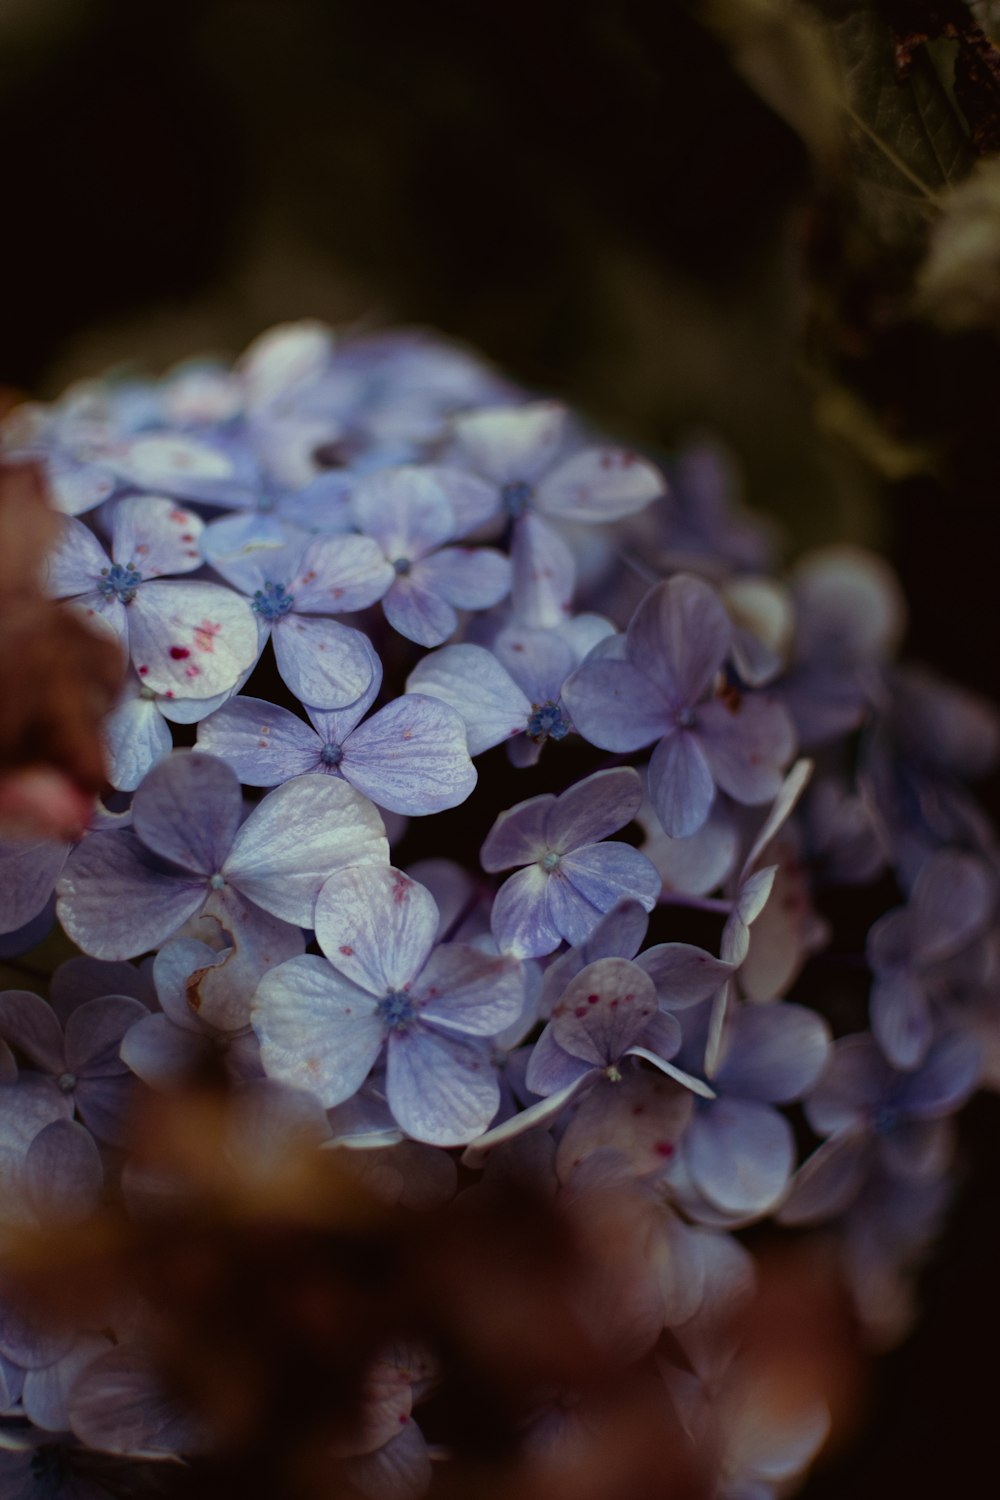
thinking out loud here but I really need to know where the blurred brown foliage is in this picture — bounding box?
[0,459,122,839]
[4,1076,863,1500]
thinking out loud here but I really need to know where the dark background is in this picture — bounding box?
[2,2,998,1494]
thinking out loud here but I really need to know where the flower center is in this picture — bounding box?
[251,580,295,621]
[541,850,561,873]
[526,700,570,743]
[392,556,412,575]
[501,479,533,518]
[98,562,143,604]
[209,872,226,890]
[57,1071,77,1094]
[378,989,416,1031]
[675,706,697,729]
[320,742,344,767]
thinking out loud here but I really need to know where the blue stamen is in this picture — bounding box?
[501,479,533,518]
[97,562,143,604]
[527,700,570,743]
[251,580,295,621]
[378,989,416,1031]
[320,743,344,767]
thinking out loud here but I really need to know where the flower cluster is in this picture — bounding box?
[0,322,997,1499]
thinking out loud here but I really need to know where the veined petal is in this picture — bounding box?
[490,864,563,959]
[290,532,394,614]
[25,1118,103,1226]
[805,1035,889,1137]
[0,991,65,1072]
[387,1026,499,1145]
[561,657,670,752]
[103,687,174,792]
[382,575,458,647]
[196,697,323,786]
[895,1030,982,1118]
[133,751,241,874]
[525,1022,596,1096]
[413,944,524,1035]
[57,831,205,959]
[406,644,530,755]
[351,466,456,557]
[112,496,204,578]
[0,836,70,934]
[461,1075,592,1164]
[550,958,658,1068]
[315,865,439,994]
[481,795,554,873]
[201,512,304,595]
[253,954,383,1107]
[536,446,664,521]
[648,729,715,839]
[225,775,388,928]
[539,899,649,1014]
[909,849,995,965]
[45,515,110,597]
[545,767,642,852]
[65,996,148,1075]
[777,1132,869,1225]
[184,884,305,1032]
[418,544,511,610]
[272,614,376,708]
[556,1069,694,1183]
[625,575,730,707]
[635,943,733,1009]
[557,843,661,929]
[342,695,477,815]
[430,465,501,534]
[493,623,575,706]
[127,579,259,700]
[697,693,796,806]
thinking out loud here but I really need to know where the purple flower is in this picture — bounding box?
[119,938,263,1091]
[672,999,830,1221]
[101,663,247,792]
[780,1030,980,1227]
[0,803,132,938]
[196,654,476,816]
[867,849,995,1069]
[777,545,905,748]
[538,898,732,1018]
[448,400,664,627]
[252,864,525,1145]
[46,497,259,700]
[450,400,664,527]
[201,512,388,706]
[406,620,604,765]
[56,751,387,963]
[348,465,512,646]
[466,957,714,1165]
[0,990,148,1144]
[562,574,796,839]
[482,769,661,959]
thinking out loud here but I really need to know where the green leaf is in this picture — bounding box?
[819,1,975,245]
